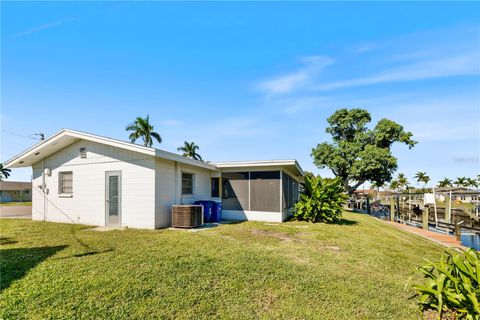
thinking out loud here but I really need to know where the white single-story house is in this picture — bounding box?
[0,181,32,202]
[436,187,480,204]
[4,129,304,229]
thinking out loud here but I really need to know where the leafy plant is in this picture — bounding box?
[293,175,347,223]
[413,248,480,319]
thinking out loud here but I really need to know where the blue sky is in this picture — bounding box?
[1,2,479,187]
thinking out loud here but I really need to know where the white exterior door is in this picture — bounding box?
[106,171,122,227]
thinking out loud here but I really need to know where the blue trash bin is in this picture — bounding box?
[212,202,222,222]
[194,200,215,223]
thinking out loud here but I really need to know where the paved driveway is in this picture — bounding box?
[0,205,32,219]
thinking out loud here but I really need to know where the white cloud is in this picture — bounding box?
[281,96,332,114]
[407,122,478,142]
[356,43,376,53]
[315,51,479,91]
[14,17,77,38]
[257,56,335,95]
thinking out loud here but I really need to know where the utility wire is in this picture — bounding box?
[1,129,40,140]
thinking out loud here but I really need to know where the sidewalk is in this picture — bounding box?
[384,220,465,249]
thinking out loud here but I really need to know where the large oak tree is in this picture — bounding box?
[311,108,416,194]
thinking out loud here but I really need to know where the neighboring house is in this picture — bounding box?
[435,187,480,204]
[4,129,304,229]
[0,181,32,202]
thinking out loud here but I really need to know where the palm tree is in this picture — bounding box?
[414,171,430,190]
[454,177,467,187]
[125,115,162,147]
[397,173,409,191]
[437,178,452,188]
[0,163,11,181]
[177,141,203,161]
[389,179,399,192]
[371,181,384,200]
[466,178,479,189]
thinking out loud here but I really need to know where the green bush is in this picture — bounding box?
[293,175,347,223]
[413,248,480,319]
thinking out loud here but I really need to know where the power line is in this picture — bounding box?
[1,129,40,140]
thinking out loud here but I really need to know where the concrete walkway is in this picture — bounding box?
[0,205,32,219]
[384,220,464,249]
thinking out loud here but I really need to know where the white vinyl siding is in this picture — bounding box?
[154,159,214,228]
[32,139,156,229]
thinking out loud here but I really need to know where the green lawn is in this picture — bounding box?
[0,212,444,319]
[0,202,32,206]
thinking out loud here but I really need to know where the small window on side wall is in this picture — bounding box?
[182,172,194,195]
[211,177,220,197]
[59,171,73,194]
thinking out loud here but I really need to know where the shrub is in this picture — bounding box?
[293,175,347,223]
[413,248,480,319]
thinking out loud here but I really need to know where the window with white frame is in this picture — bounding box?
[59,171,73,194]
[182,172,194,195]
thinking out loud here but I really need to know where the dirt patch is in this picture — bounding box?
[423,309,456,320]
[252,229,302,243]
[258,291,277,313]
[320,245,341,252]
[287,253,311,265]
[218,234,236,241]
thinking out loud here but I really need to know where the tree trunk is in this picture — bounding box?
[347,180,365,195]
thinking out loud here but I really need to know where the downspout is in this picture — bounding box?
[280,170,283,218]
[42,160,46,221]
[174,161,179,204]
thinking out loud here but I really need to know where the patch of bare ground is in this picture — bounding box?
[286,253,311,265]
[423,309,456,320]
[323,245,341,252]
[217,234,236,241]
[258,290,277,313]
[251,229,303,243]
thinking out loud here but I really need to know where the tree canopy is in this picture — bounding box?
[311,108,416,194]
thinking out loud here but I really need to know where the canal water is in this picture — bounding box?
[461,233,480,250]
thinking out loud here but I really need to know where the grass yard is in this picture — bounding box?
[0,212,444,319]
[0,202,32,206]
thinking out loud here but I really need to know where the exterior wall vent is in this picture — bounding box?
[80,148,87,159]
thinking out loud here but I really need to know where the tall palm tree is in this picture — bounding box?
[466,178,479,189]
[389,179,399,192]
[414,171,430,190]
[177,141,203,161]
[0,163,11,181]
[454,177,467,187]
[371,181,384,200]
[125,115,162,147]
[397,173,409,191]
[437,178,452,188]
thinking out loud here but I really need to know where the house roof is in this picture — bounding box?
[3,129,218,171]
[4,129,305,176]
[215,160,304,177]
[435,187,480,194]
[0,181,32,191]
